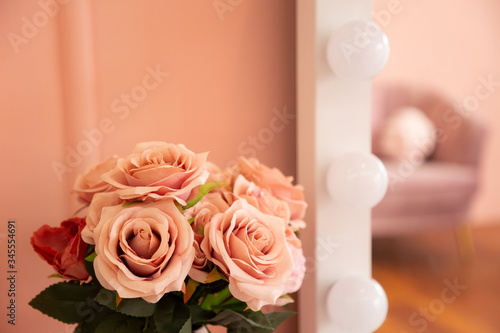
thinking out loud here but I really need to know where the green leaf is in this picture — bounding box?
[179,316,192,333]
[117,297,157,317]
[94,312,145,333]
[204,267,227,284]
[228,311,295,333]
[182,181,228,210]
[217,297,248,312]
[85,245,95,256]
[153,294,191,333]
[48,274,63,279]
[95,289,156,317]
[84,260,98,283]
[189,305,217,325]
[74,307,114,333]
[209,310,273,330]
[257,312,295,333]
[143,317,158,333]
[207,310,294,333]
[29,282,103,324]
[186,274,228,306]
[85,252,97,262]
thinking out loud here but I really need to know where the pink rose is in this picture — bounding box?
[102,142,209,205]
[232,175,291,223]
[271,229,306,307]
[201,199,294,311]
[92,200,195,303]
[73,156,119,203]
[283,229,305,294]
[185,192,231,237]
[82,191,123,245]
[185,193,230,282]
[238,157,307,229]
[205,162,233,188]
[232,175,305,294]
[31,218,89,281]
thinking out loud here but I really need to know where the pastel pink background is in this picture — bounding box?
[373,0,500,224]
[0,1,296,332]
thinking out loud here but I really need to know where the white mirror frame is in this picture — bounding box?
[297,0,373,332]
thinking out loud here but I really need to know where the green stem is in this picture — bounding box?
[200,286,232,311]
[182,181,228,210]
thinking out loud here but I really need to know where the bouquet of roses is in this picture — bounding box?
[30,141,307,333]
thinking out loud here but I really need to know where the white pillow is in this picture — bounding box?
[376,106,436,165]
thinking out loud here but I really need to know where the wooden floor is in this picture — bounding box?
[372,224,500,333]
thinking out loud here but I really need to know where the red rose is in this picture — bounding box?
[31,217,89,281]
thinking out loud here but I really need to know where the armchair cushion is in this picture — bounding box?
[373,161,478,236]
[374,106,436,163]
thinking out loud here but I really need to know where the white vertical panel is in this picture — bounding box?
[297,0,372,332]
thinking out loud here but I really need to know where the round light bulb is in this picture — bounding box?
[327,276,388,332]
[326,20,390,80]
[326,151,388,208]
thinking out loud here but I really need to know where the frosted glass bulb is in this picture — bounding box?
[327,152,388,208]
[326,20,390,80]
[327,276,388,332]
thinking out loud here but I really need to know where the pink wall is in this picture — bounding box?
[373,0,500,223]
[0,1,296,332]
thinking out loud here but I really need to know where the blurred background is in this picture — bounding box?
[373,0,500,222]
[371,0,500,332]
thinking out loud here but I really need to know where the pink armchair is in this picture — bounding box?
[371,83,488,243]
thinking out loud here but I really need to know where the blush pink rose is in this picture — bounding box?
[201,199,294,311]
[205,162,233,189]
[82,191,124,245]
[238,157,307,229]
[283,229,306,294]
[73,156,119,203]
[232,175,291,223]
[232,175,306,293]
[31,218,89,281]
[101,142,209,205]
[92,200,195,303]
[271,229,306,307]
[184,193,230,282]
